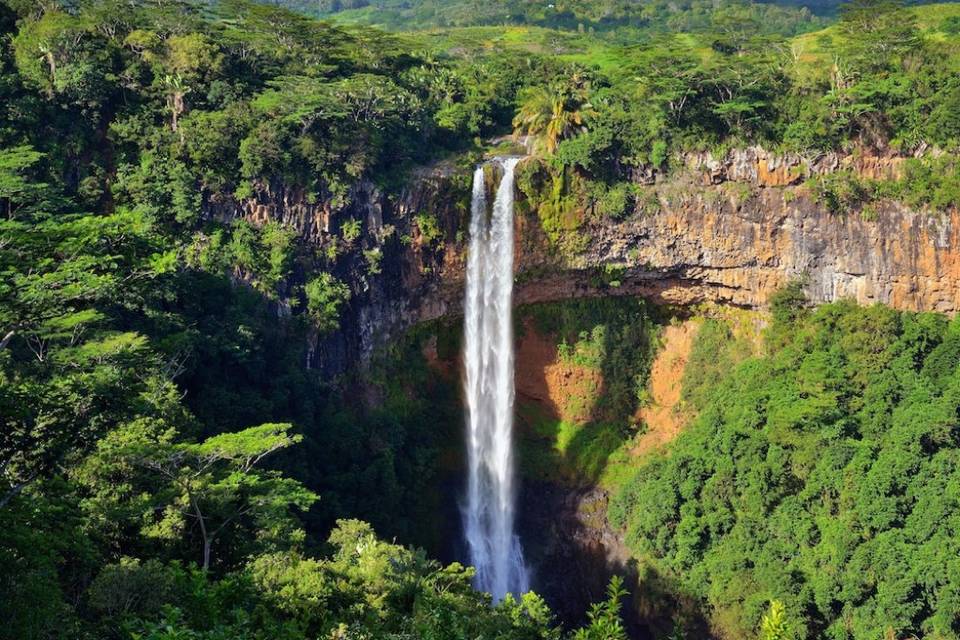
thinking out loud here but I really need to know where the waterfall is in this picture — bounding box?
[462,157,530,602]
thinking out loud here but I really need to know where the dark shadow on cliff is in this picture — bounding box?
[162,266,465,557]
[516,479,712,639]
[511,297,711,638]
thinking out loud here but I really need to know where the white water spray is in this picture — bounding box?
[462,157,529,602]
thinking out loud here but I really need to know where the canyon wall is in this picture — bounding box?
[205,148,960,375]
[553,180,960,313]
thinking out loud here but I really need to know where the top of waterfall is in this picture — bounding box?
[474,156,524,176]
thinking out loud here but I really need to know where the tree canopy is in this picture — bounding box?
[612,300,960,639]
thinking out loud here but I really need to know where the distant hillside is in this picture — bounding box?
[264,0,958,36]
[761,0,947,12]
[274,0,832,37]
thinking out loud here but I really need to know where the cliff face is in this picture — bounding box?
[555,181,960,314]
[430,150,960,317]
[205,165,471,376]
[207,148,960,375]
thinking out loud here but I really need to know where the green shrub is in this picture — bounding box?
[894,156,960,212]
[808,171,872,214]
[88,558,176,618]
[304,273,351,333]
[364,247,383,274]
[413,212,443,246]
[593,182,645,220]
[341,218,362,244]
[941,15,960,35]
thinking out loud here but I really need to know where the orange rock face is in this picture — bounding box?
[630,320,699,457]
[499,153,960,316]
[514,323,604,426]
[393,176,960,363]
[684,146,905,186]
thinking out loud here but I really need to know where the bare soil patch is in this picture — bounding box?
[515,323,603,425]
[630,320,700,457]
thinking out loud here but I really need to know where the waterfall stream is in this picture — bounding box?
[462,157,530,602]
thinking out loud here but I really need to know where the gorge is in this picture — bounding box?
[8,1,960,637]
[202,146,960,631]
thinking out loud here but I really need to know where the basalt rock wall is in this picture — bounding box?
[204,149,960,376]
[539,183,960,314]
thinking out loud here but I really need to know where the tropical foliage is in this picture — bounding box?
[4,0,960,637]
[612,297,960,639]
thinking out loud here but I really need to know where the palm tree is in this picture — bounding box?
[513,78,595,155]
[164,73,191,132]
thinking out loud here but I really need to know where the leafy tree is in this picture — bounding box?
[572,576,628,640]
[12,10,115,107]
[304,273,351,334]
[84,422,317,571]
[760,600,788,640]
[123,30,223,131]
[768,279,809,342]
[836,0,920,74]
[0,162,163,510]
[629,42,704,129]
[514,74,596,155]
[0,145,47,216]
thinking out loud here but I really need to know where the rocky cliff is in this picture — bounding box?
[206,147,960,375]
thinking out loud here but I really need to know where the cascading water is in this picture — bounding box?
[462,157,530,602]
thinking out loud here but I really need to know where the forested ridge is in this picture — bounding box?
[3,0,960,637]
[284,0,947,38]
[612,293,960,639]
[299,0,829,40]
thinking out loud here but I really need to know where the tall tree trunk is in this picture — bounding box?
[45,50,56,81]
[202,538,212,572]
[189,493,211,571]
[170,91,185,132]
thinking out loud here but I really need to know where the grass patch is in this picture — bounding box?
[517,400,635,488]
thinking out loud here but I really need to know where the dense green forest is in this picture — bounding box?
[3,0,960,637]
[299,0,829,40]
[611,294,960,640]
